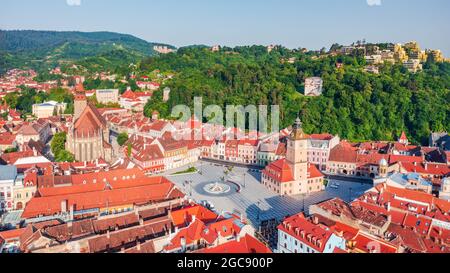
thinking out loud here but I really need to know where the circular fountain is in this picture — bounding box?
[203,182,232,195]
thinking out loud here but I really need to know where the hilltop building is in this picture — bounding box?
[304,77,323,97]
[403,59,423,73]
[153,45,175,54]
[427,49,444,63]
[163,87,171,102]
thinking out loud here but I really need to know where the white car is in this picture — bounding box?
[329,183,339,189]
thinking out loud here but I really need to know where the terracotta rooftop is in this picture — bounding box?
[197,234,272,253]
[278,213,333,253]
[22,179,185,219]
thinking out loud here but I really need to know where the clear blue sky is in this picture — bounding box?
[1,0,449,56]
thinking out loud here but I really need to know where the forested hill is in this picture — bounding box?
[0,30,175,73]
[141,46,450,145]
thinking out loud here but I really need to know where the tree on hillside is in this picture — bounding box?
[139,46,449,145]
[4,93,19,109]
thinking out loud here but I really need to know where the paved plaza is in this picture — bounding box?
[164,161,373,227]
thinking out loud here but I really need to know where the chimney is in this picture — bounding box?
[180,237,186,252]
[137,241,141,251]
[387,202,391,212]
[236,234,241,243]
[69,205,74,221]
[60,200,68,213]
[32,147,37,157]
[424,162,428,171]
[107,230,110,239]
[313,216,319,225]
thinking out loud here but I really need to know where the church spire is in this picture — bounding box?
[290,115,309,140]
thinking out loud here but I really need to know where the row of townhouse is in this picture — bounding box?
[326,134,449,182]
[0,165,38,212]
[125,133,200,174]
[112,113,341,173]
[104,110,340,175]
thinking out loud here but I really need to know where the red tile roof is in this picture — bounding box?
[88,216,172,253]
[400,131,408,141]
[1,150,37,164]
[351,232,398,253]
[170,205,219,227]
[310,134,335,141]
[73,103,107,137]
[22,178,184,219]
[263,159,323,183]
[0,228,27,241]
[198,235,272,253]
[309,164,324,179]
[262,159,294,183]
[278,213,333,253]
[0,132,16,145]
[400,162,449,176]
[329,142,359,163]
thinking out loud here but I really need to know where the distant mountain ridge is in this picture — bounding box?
[0,30,176,73]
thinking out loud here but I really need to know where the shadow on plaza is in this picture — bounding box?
[245,195,306,228]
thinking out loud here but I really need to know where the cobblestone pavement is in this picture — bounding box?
[165,161,373,227]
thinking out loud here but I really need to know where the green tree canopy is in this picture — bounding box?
[117,132,129,147]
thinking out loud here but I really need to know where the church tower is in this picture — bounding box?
[286,117,309,181]
[379,158,389,178]
[74,84,87,120]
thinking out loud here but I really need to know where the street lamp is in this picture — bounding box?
[349,187,353,202]
[302,193,306,212]
[256,201,261,224]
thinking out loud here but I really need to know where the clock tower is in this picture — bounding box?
[286,117,309,181]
